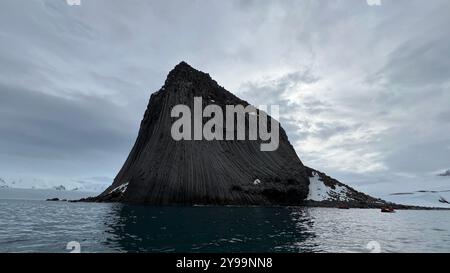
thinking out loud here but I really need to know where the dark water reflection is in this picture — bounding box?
[1,199,450,252]
[104,205,317,252]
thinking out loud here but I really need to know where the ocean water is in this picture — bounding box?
[1,198,450,253]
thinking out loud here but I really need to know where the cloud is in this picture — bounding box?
[237,68,389,174]
[0,82,138,178]
[0,0,449,196]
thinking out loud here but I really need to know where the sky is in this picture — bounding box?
[0,0,449,195]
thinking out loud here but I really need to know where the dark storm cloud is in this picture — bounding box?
[0,83,134,158]
[384,140,450,174]
[381,40,450,87]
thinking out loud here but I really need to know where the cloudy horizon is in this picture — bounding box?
[1,0,449,196]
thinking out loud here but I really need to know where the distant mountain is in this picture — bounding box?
[0,177,110,193]
[386,189,450,208]
[438,170,450,177]
[53,185,66,191]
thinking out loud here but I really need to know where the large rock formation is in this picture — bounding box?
[86,62,400,208]
[94,62,311,205]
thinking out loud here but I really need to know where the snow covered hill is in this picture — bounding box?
[304,167,388,207]
[304,167,450,209]
[0,177,110,193]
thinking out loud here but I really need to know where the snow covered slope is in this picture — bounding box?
[304,167,389,208]
[307,171,350,202]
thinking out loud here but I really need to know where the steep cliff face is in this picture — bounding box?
[95,62,311,205]
[85,62,408,208]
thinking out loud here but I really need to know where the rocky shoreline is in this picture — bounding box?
[54,196,447,210]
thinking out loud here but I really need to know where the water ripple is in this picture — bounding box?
[1,199,449,252]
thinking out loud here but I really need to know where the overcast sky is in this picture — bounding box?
[0,0,449,195]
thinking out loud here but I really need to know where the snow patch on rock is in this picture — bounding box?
[307,172,350,202]
[109,182,129,194]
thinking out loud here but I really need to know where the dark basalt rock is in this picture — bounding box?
[86,62,421,209]
[93,62,311,206]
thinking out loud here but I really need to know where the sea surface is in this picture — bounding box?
[1,192,450,253]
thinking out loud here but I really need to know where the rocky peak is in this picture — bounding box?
[85,62,402,208]
[164,61,215,90]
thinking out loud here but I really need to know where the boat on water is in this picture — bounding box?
[381,207,396,213]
